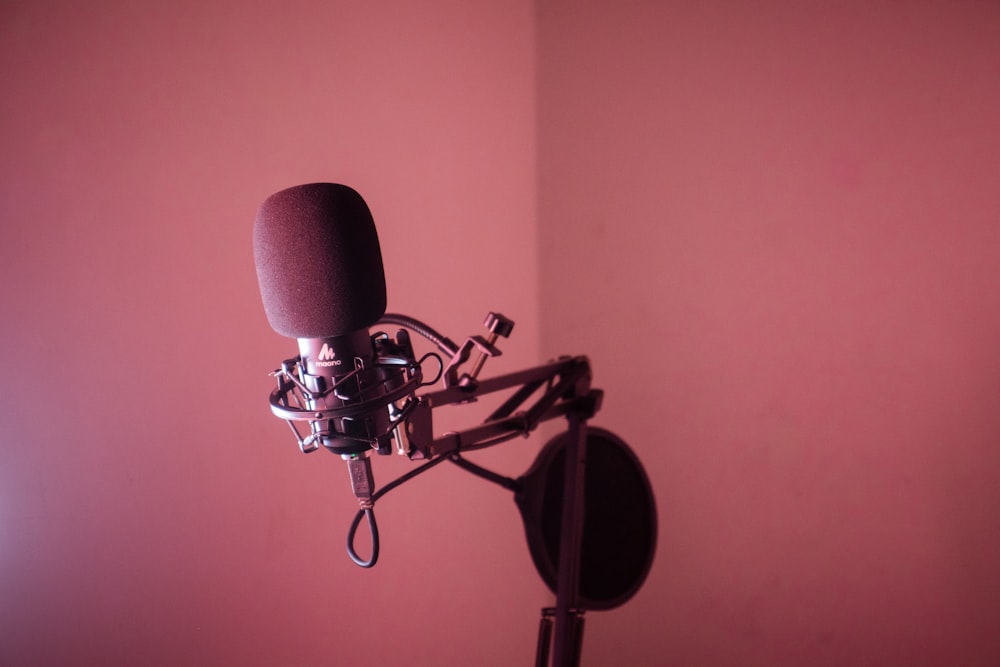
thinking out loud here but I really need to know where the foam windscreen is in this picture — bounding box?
[254,183,387,338]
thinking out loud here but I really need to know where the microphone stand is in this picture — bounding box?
[531,410,588,667]
[268,320,603,667]
[404,356,599,667]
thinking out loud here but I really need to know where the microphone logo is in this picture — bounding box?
[317,343,342,367]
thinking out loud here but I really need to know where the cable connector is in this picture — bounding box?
[345,455,375,509]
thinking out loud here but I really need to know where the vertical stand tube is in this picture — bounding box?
[537,607,585,667]
[535,609,554,667]
[551,412,588,667]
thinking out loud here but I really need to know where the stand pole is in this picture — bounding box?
[549,411,588,667]
[536,606,585,667]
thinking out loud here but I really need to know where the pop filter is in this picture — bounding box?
[514,427,657,611]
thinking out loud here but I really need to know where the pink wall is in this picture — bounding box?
[538,2,1000,665]
[4,1,1000,666]
[0,2,541,665]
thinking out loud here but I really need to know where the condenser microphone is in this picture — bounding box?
[253,183,419,459]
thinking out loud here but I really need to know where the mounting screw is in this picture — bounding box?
[465,312,515,381]
[484,312,515,339]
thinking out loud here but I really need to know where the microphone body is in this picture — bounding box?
[294,331,408,456]
[253,183,415,457]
